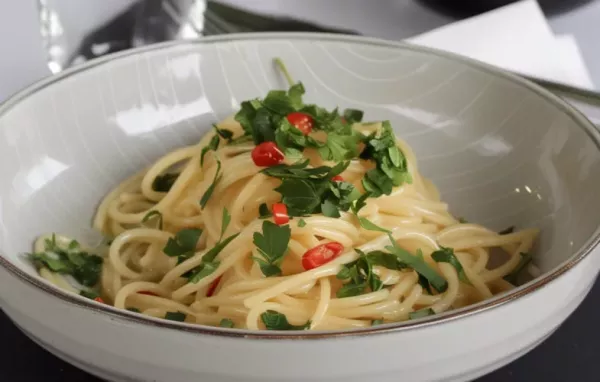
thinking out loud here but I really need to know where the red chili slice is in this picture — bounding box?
[94,297,105,303]
[272,203,290,225]
[138,291,157,296]
[331,175,344,182]
[251,142,285,167]
[207,276,222,297]
[302,242,344,270]
[286,112,314,135]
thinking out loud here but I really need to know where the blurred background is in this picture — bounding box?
[2,0,599,102]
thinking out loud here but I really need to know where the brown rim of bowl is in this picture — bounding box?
[1,32,599,340]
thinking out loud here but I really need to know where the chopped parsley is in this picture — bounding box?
[200,135,220,167]
[142,210,163,230]
[163,228,202,264]
[431,246,471,285]
[252,220,291,277]
[357,217,391,234]
[185,213,239,283]
[80,289,100,300]
[187,233,239,283]
[503,252,533,284]
[385,235,448,293]
[213,124,233,142]
[360,121,411,197]
[29,234,103,287]
[336,249,390,298]
[297,218,307,227]
[258,203,272,218]
[165,311,186,322]
[152,172,179,192]
[220,207,231,241]
[263,160,360,217]
[219,318,235,328]
[409,308,435,320]
[126,307,141,313]
[199,158,222,209]
[260,310,311,330]
[371,319,384,326]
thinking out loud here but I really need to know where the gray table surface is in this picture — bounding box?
[1,1,600,381]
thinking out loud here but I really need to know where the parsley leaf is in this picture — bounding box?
[385,235,448,293]
[142,210,163,230]
[219,318,235,328]
[351,192,371,214]
[213,124,233,142]
[275,179,325,216]
[336,249,386,298]
[297,218,307,227]
[409,308,435,320]
[360,121,411,196]
[503,252,533,285]
[358,217,391,233]
[200,159,222,209]
[343,108,364,124]
[258,203,272,218]
[321,199,341,218]
[372,319,384,326]
[187,233,240,283]
[29,236,103,287]
[165,311,186,322]
[163,229,202,263]
[126,307,141,313]
[261,310,311,330]
[235,100,261,136]
[220,208,231,241]
[152,172,179,192]
[200,135,220,167]
[252,221,291,277]
[431,247,471,285]
[80,289,100,300]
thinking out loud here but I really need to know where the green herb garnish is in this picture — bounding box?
[29,235,103,287]
[163,228,202,265]
[385,235,448,293]
[357,217,391,233]
[142,210,163,230]
[431,246,470,285]
[199,158,222,209]
[260,310,311,330]
[165,311,187,322]
[409,308,435,320]
[371,319,384,326]
[360,121,411,197]
[126,307,141,313]
[336,249,388,298]
[200,135,220,167]
[152,172,179,192]
[80,289,100,300]
[258,203,272,218]
[252,220,291,277]
[219,318,235,328]
[213,124,233,142]
[297,218,307,227]
[187,233,239,283]
[503,252,533,285]
[220,207,231,241]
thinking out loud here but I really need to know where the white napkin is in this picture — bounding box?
[407,0,595,90]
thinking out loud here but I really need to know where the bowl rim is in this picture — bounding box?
[1,32,599,339]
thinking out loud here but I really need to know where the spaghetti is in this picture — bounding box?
[29,60,538,331]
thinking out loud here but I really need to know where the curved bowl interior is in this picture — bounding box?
[1,35,600,313]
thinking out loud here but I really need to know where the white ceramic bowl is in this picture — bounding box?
[1,33,600,382]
